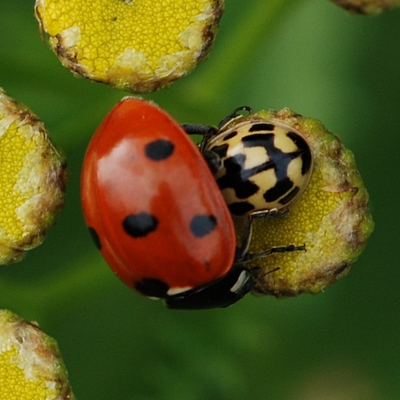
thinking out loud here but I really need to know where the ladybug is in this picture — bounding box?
[183,106,313,217]
[81,98,304,310]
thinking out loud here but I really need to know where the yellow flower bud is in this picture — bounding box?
[35,0,224,92]
[233,108,374,297]
[331,0,400,14]
[0,310,75,400]
[0,89,67,265]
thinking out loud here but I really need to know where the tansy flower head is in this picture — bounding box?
[232,108,374,297]
[0,89,67,265]
[35,0,224,92]
[331,0,400,14]
[0,310,74,400]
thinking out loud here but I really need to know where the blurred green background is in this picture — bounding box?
[0,0,398,398]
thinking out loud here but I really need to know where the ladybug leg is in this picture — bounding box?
[244,243,306,262]
[181,124,219,151]
[236,210,306,263]
[181,123,212,137]
[236,210,276,261]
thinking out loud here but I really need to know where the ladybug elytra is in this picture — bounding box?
[184,106,313,218]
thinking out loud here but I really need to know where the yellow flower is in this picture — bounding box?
[331,0,400,14]
[35,0,224,92]
[232,108,374,297]
[0,310,75,400]
[0,89,67,265]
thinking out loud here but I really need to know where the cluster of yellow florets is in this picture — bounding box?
[330,0,400,14]
[0,310,75,400]
[35,0,224,92]
[0,0,379,396]
[233,109,373,297]
[0,89,67,265]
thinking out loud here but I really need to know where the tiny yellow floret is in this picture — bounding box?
[35,0,224,92]
[0,310,75,400]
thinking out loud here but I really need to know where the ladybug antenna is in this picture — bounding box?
[218,106,253,130]
[250,266,281,296]
[259,266,280,279]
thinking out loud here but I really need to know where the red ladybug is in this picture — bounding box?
[81,98,303,309]
[81,98,247,309]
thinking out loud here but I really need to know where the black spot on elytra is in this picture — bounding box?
[287,132,312,175]
[219,132,304,200]
[214,130,311,210]
[223,131,238,141]
[264,177,294,203]
[145,139,174,161]
[190,215,217,238]
[217,155,260,198]
[241,133,308,185]
[242,132,275,148]
[217,135,277,198]
[278,186,300,205]
[135,278,169,298]
[228,202,255,216]
[123,212,158,238]
[88,227,101,250]
[248,123,275,132]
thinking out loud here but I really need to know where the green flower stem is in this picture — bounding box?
[181,0,297,107]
